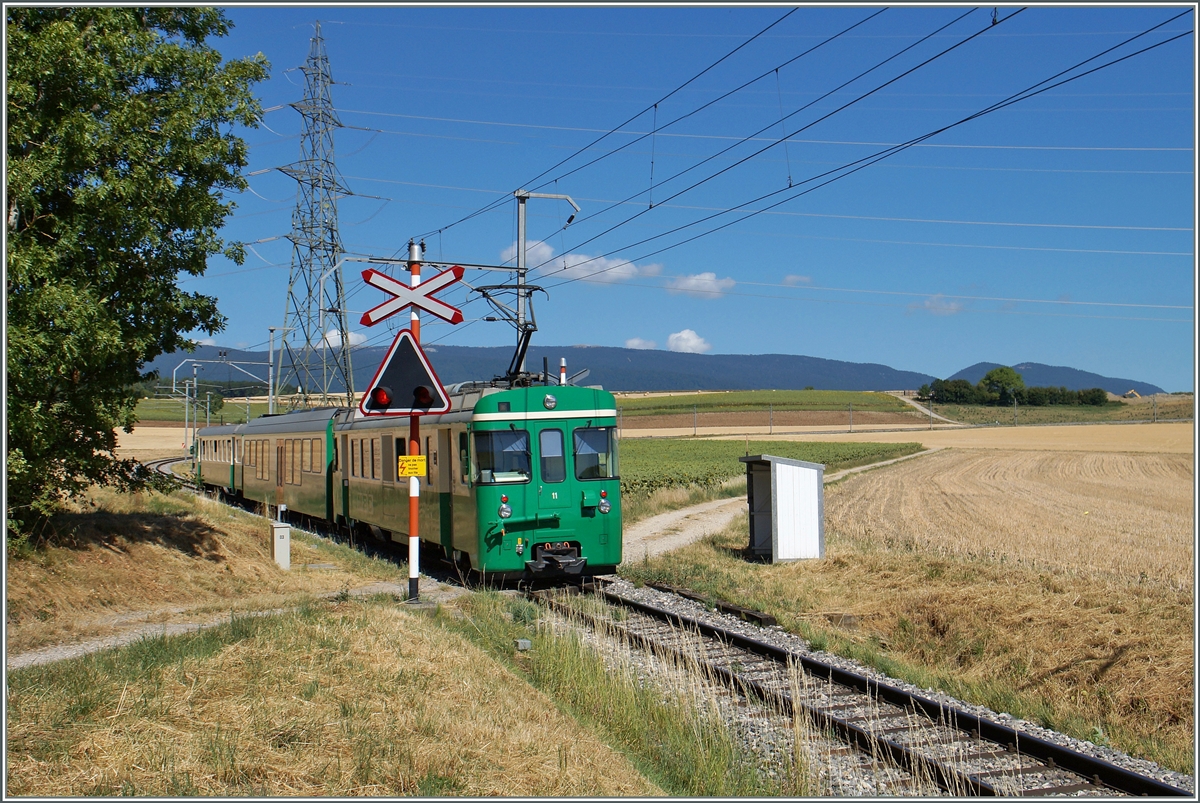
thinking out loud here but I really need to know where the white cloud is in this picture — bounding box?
[502,240,662,284]
[625,337,657,350]
[196,337,216,346]
[911,294,963,316]
[666,272,735,298]
[667,329,711,354]
[323,329,368,348]
[782,274,811,286]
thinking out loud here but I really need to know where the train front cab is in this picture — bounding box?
[467,386,621,579]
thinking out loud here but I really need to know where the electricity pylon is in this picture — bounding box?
[276,21,354,409]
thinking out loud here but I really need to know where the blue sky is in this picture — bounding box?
[191,5,1196,391]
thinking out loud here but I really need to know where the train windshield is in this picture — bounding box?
[474,430,531,484]
[574,427,617,480]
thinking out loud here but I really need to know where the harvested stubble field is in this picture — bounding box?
[828,449,1193,588]
[621,432,1195,774]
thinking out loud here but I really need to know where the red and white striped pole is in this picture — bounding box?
[559,357,566,386]
[407,239,422,602]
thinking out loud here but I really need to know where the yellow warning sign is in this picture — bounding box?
[397,455,427,477]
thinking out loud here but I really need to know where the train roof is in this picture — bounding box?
[196,384,616,438]
[195,423,241,437]
[240,407,345,435]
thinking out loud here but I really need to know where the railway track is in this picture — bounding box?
[532,578,1192,797]
[143,456,190,482]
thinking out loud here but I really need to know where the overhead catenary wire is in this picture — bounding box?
[540,8,1022,262]
[517,7,891,197]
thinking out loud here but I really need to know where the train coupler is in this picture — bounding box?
[525,542,586,575]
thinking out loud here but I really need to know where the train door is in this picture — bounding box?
[275,442,285,508]
[437,428,454,551]
[339,433,350,526]
[537,426,570,511]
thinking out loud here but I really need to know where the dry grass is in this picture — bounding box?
[6,488,402,654]
[5,596,661,796]
[621,447,1195,773]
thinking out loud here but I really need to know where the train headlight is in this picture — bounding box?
[598,498,611,514]
[498,502,513,519]
[543,394,557,410]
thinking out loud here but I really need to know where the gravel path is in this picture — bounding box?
[885,392,960,424]
[620,448,942,564]
[6,576,467,671]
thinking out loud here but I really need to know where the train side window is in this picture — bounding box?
[539,429,565,483]
[314,439,324,472]
[372,437,382,480]
[474,430,530,484]
[351,439,360,478]
[459,432,469,485]
[382,435,395,483]
[574,427,616,480]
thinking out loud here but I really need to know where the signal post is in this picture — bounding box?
[406,240,422,603]
[357,240,462,603]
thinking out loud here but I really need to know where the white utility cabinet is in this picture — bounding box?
[271,520,291,570]
[739,454,825,562]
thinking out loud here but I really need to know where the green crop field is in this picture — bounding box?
[618,439,922,497]
[615,390,911,417]
[135,397,270,425]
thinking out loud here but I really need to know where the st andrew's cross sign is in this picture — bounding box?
[359,265,464,327]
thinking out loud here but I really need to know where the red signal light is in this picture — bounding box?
[501,494,508,503]
[370,386,393,407]
[600,490,607,498]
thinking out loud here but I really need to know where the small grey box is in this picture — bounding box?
[514,638,532,651]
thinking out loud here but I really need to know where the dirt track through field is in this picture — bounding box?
[825,449,1194,589]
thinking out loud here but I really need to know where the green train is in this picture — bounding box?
[195,383,622,579]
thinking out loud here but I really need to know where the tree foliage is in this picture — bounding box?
[928,374,1111,408]
[6,7,267,537]
[979,366,1025,405]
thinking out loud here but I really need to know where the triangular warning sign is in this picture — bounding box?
[358,329,451,416]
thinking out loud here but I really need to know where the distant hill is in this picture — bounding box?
[143,344,937,393]
[142,345,1166,396]
[947,362,1165,396]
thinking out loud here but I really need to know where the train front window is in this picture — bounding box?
[539,429,565,483]
[474,430,531,484]
[574,427,616,479]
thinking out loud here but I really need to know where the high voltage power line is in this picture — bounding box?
[530,11,1192,287]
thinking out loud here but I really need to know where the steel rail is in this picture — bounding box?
[587,583,1191,798]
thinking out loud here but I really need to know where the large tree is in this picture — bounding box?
[6,8,267,537]
[979,365,1025,405]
